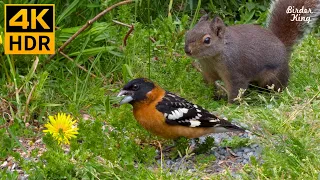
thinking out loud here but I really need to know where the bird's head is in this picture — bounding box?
[117,78,155,105]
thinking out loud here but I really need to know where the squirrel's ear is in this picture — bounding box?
[211,16,226,38]
[199,14,209,22]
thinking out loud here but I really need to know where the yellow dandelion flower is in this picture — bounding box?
[43,113,79,145]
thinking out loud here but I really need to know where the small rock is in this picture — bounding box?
[236,158,243,163]
[198,137,206,144]
[220,149,227,154]
[214,151,220,158]
[236,152,243,157]
[240,133,249,138]
[250,144,259,148]
[166,160,172,166]
[243,154,249,159]
[243,148,251,153]
[247,152,254,157]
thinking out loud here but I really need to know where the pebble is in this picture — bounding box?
[243,148,251,153]
[236,158,243,163]
[236,152,243,157]
[244,154,249,159]
[250,144,259,148]
[247,152,254,157]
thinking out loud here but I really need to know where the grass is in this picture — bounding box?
[1,0,320,179]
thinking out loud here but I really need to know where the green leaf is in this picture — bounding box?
[68,46,118,57]
[56,0,81,25]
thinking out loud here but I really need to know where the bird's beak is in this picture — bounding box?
[117,90,134,105]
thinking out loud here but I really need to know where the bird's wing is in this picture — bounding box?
[156,92,244,131]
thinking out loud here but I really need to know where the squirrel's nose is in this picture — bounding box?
[184,45,192,55]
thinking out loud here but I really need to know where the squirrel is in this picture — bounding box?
[185,0,320,103]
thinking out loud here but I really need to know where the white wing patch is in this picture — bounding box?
[190,120,201,127]
[195,113,202,119]
[167,94,176,97]
[209,118,220,122]
[167,108,189,120]
[180,108,188,113]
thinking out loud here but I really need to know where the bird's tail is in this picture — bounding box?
[211,117,247,133]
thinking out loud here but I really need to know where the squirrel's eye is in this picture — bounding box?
[132,84,139,90]
[203,37,211,44]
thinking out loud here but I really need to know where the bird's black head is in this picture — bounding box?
[117,78,155,105]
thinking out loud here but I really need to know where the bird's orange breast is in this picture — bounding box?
[132,87,214,139]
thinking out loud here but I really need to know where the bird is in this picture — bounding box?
[117,78,246,140]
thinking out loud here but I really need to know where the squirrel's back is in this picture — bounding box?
[223,24,287,77]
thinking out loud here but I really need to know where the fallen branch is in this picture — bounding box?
[46,0,134,62]
[59,51,97,78]
[123,25,134,46]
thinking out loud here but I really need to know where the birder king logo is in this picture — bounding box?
[4,4,55,54]
[286,6,313,23]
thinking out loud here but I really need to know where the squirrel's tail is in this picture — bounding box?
[268,0,320,50]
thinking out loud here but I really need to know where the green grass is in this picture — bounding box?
[1,0,320,179]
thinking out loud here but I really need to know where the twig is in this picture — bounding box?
[59,51,97,78]
[123,25,134,46]
[148,37,165,49]
[149,37,156,43]
[24,82,37,122]
[46,0,134,62]
[112,20,131,28]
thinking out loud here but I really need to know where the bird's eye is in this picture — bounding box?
[203,37,211,44]
[132,84,139,90]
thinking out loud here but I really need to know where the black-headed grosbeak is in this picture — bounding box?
[117,78,245,139]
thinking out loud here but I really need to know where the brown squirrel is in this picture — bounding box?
[185,0,320,103]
